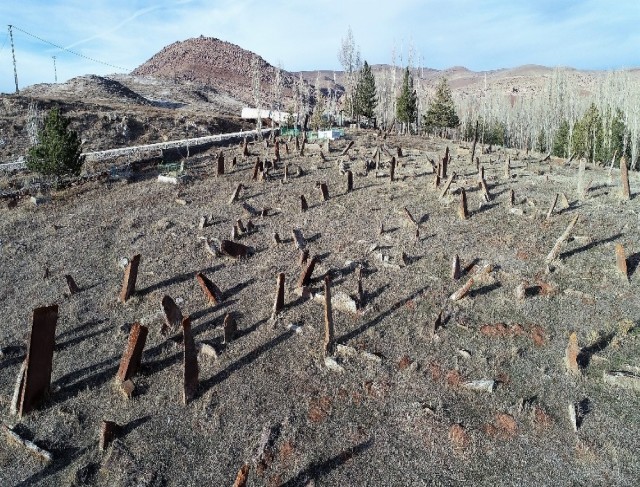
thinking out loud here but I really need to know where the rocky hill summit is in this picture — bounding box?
[132,36,295,106]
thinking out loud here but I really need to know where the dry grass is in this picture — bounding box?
[1,131,639,486]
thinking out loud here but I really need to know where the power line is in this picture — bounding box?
[9,24,130,72]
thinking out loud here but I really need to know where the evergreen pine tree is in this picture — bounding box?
[396,67,417,132]
[423,78,459,132]
[354,61,377,121]
[27,107,83,177]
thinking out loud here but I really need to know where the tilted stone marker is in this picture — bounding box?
[161,295,183,333]
[545,215,579,264]
[341,140,354,156]
[403,207,418,227]
[223,314,238,344]
[323,276,335,356]
[450,277,474,301]
[3,423,52,463]
[546,194,559,219]
[119,254,141,303]
[273,273,286,316]
[439,173,456,198]
[183,317,198,405]
[297,256,318,287]
[18,305,59,417]
[116,323,148,383]
[65,275,80,294]
[196,272,223,304]
[233,464,250,487]
[229,184,243,204]
[299,249,309,266]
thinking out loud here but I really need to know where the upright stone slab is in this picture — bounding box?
[116,323,148,383]
[18,305,59,417]
[220,240,250,258]
[346,170,353,192]
[297,256,318,288]
[273,273,285,316]
[223,314,238,344]
[119,254,141,303]
[323,276,335,356]
[161,296,183,332]
[65,275,80,294]
[183,317,198,405]
[196,272,223,304]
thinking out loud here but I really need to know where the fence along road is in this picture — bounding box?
[0,127,274,171]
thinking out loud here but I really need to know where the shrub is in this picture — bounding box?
[26,107,83,177]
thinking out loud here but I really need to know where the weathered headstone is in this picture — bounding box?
[452,255,461,280]
[615,243,628,280]
[318,183,329,201]
[196,272,223,305]
[216,152,225,176]
[220,240,250,258]
[458,188,469,220]
[300,195,308,212]
[346,170,353,192]
[620,157,631,200]
[99,420,121,451]
[119,254,141,303]
[18,305,58,417]
[161,296,183,332]
[297,256,318,288]
[116,323,148,383]
[65,275,80,294]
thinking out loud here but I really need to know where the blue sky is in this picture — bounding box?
[0,0,638,94]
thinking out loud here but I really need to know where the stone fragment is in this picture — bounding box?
[223,314,238,344]
[120,379,135,398]
[220,240,250,258]
[3,423,52,463]
[119,254,141,303]
[229,184,243,204]
[603,370,640,391]
[545,215,579,264]
[449,278,474,301]
[324,357,345,373]
[233,464,250,487]
[99,420,121,452]
[10,361,26,416]
[462,379,495,392]
[19,305,58,417]
[116,323,148,383]
[65,275,80,294]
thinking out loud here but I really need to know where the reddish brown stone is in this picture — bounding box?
[298,249,309,266]
[346,170,353,192]
[300,195,308,212]
[451,254,461,280]
[448,424,469,450]
[18,305,59,417]
[615,243,628,280]
[183,317,198,405]
[220,240,249,258]
[65,275,80,294]
[116,323,148,383]
[196,272,223,304]
[297,256,318,288]
[233,463,250,487]
[620,157,630,200]
[389,156,396,182]
[119,254,141,303]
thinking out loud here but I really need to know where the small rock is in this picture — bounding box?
[30,195,50,206]
[286,323,303,333]
[175,198,187,205]
[462,379,495,392]
[157,175,178,184]
[361,351,383,363]
[603,370,640,391]
[509,208,524,216]
[120,380,135,399]
[198,343,218,360]
[335,344,357,358]
[515,283,526,300]
[324,357,345,373]
[457,349,472,359]
[118,257,129,269]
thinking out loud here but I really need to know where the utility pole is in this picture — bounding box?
[8,25,19,93]
[52,56,57,83]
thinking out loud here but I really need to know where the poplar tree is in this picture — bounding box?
[396,67,417,132]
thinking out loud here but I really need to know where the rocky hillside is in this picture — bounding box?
[132,36,295,107]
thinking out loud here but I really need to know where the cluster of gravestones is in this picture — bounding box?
[5,134,634,477]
